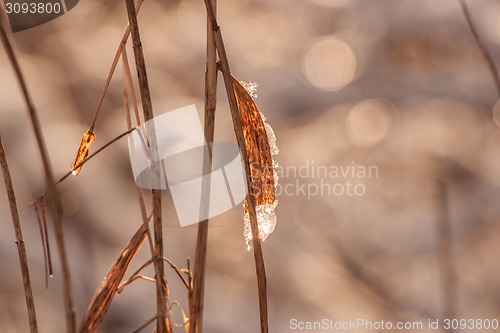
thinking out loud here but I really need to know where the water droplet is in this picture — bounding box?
[239,81,259,99]
[244,200,278,250]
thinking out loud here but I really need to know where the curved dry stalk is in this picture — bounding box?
[189,0,217,332]
[117,274,157,293]
[169,301,189,332]
[118,257,190,294]
[0,135,38,333]
[201,2,269,332]
[0,10,75,333]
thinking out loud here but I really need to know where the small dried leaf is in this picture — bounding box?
[232,76,279,249]
[70,129,96,176]
[78,221,149,333]
[232,76,275,210]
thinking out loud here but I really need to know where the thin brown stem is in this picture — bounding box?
[122,47,142,127]
[435,180,457,331]
[89,0,145,130]
[201,2,268,332]
[118,274,157,293]
[0,135,38,333]
[122,48,158,272]
[57,128,135,186]
[122,49,166,292]
[0,9,75,333]
[33,199,53,288]
[459,0,500,97]
[124,1,167,332]
[189,1,217,332]
[131,315,159,333]
[118,257,190,293]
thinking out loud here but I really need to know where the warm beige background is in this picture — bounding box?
[1,0,500,332]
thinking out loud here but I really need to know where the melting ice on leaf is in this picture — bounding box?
[233,78,279,250]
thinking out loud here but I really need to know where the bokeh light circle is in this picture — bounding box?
[346,99,396,146]
[302,36,357,91]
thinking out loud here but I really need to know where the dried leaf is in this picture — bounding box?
[78,219,149,333]
[70,129,96,176]
[231,76,279,249]
[232,77,275,209]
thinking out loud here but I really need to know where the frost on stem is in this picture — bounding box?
[235,79,279,250]
[243,201,278,250]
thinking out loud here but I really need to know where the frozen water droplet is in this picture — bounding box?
[244,200,278,250]
[239,81,259,99]
[260,112,267,122]
[264,122,279,156]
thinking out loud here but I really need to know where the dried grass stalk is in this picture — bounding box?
[124,0,168,331]
[0,135,38,333]
[0,10,76,333]
[201,2,269,332]
[189,0,217,332]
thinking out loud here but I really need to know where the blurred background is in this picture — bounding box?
[1,0,500,332]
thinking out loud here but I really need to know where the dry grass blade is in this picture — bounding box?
[78,216,152,333]
[201,1,268,332]
[231,77,275,210]
[0,135,38,333]
[70,129,96,176]
[34,128,136,190]
[0,10,76,333]
[189,0,217,332]
[32,198,53,288]
[39,198,53,279]
[122,47,142,128]
[89,0,145,130]
[122,47,160,275]
[124,0,168,331]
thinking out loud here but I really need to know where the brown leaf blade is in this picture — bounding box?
[78,221,149,333]
[70,129,96,176]
[231,76,276,210]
